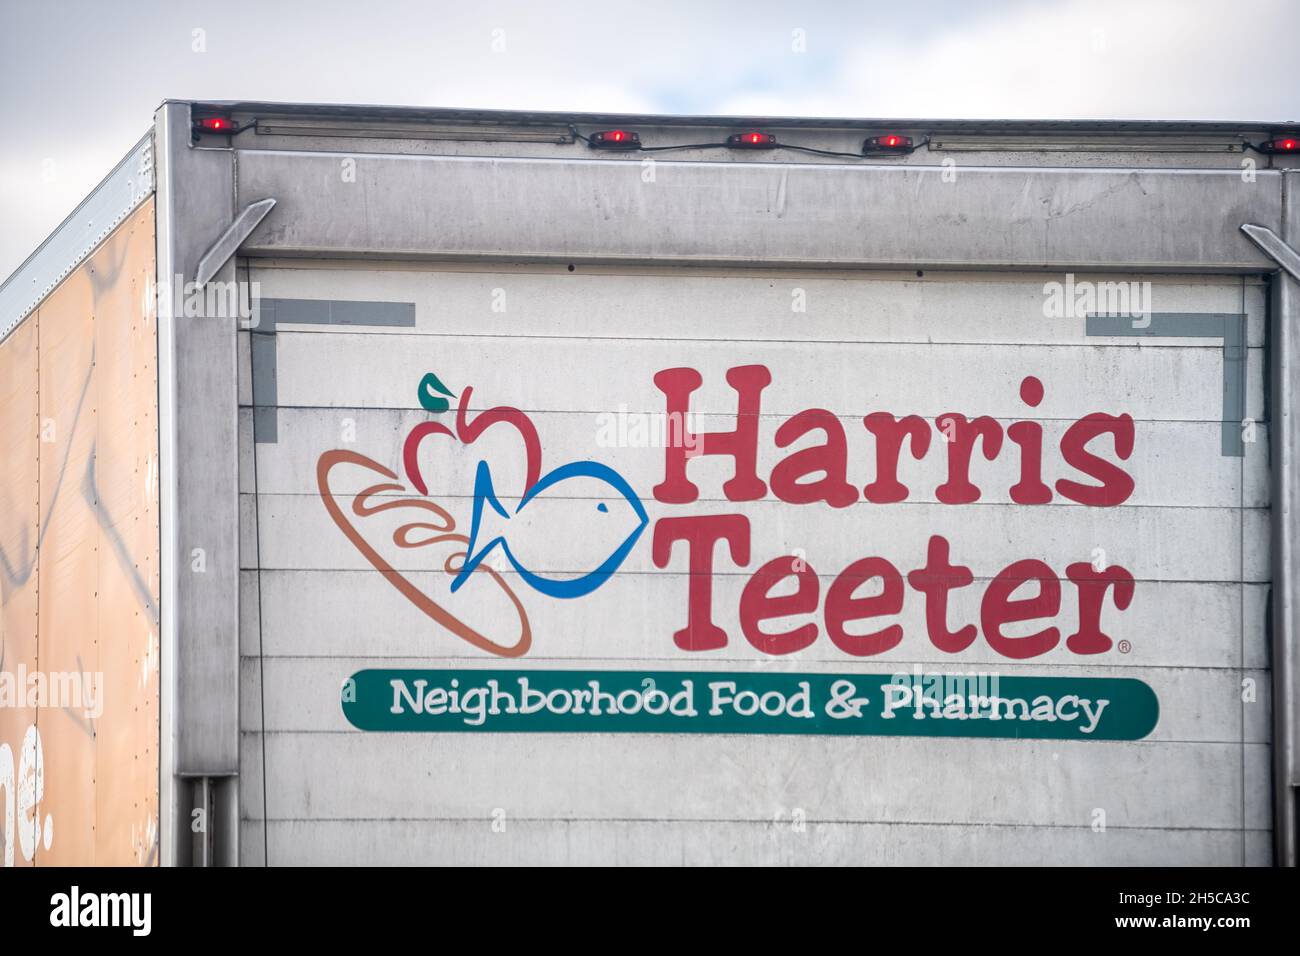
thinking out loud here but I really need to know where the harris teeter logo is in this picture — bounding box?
[317,372,647,657]
[318,366,1160,741]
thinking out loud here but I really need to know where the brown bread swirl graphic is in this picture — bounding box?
[317,449,532,657]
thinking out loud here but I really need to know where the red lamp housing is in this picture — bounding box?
[588,129,640,149]
[863,133,914,153]
[193,114,240,135]
[727,131,777,149]
[1260,135,1299,154]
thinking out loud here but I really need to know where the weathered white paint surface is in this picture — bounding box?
[241,407,1270,509]
[241,818,1272,867]
[240,570,1269,669]
[238,264,1270,865]
[246,492,1267,581]
[268,333,1267,421]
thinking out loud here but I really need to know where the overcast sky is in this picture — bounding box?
[1,0,1296,278]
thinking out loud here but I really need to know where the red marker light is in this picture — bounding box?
[726,131,777,149]
[863,133,914,153]
[589,129,640,149]
[193,115,239,134]
[1262,136,1298,153]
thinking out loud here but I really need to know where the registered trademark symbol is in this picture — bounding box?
[1117,640,1132,654]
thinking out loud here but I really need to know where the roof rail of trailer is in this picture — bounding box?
[187,99,1300,164]
[0,132,154,343]
[179,99,1299,134]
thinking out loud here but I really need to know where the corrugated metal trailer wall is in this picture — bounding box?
[236,262,1270,864]
[147,102,1300,866]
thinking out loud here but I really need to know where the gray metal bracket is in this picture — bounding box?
[195,198,276,286]
[1241,223,1300,282]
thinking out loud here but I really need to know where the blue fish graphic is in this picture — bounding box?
[450,459,648,599]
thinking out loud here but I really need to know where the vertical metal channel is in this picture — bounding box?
[153,103,242,865]
[1273,168,1300,866]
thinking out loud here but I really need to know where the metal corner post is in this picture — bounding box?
[1273,173,1300,866]
[1250,171,1300,867]
[153,102,242,865]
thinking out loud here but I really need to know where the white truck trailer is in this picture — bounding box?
[1,101,1298,866]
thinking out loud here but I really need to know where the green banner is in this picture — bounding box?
[342,669,1158,741]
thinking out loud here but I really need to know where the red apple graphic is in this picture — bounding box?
[403,385,542,499]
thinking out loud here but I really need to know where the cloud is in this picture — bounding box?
[714,0,1298,119]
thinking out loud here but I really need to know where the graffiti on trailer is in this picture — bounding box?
[0,230,162,866]
[316,375,648,657]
